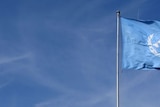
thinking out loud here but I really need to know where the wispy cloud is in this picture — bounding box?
[120,71,160,107]
[35,88,115,107]
[0,80,11,89]
[0,53,31,65]
[120,71,153,92]
[0,53,33,89]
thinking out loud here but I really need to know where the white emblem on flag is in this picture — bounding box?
[147,33,160,57]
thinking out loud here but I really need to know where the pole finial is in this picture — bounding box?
[116,10,120,14]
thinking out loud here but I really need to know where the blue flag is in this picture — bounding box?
[121,17,160,70]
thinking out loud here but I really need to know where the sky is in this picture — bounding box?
[1,0,160,107]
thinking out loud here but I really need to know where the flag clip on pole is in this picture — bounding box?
[116,10,120,107]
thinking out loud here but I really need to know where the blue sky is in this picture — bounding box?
[1,0,160,107]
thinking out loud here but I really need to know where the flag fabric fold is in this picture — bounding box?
[121,17,160,70]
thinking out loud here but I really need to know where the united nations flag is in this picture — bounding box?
[121,17,160,70]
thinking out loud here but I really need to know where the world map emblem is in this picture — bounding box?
[147,33,160,57]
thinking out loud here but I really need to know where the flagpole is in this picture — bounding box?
[116,10,120,107]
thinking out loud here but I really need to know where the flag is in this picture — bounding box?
[121,17,160,70]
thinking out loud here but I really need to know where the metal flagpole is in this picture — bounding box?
[116,10,120,107]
